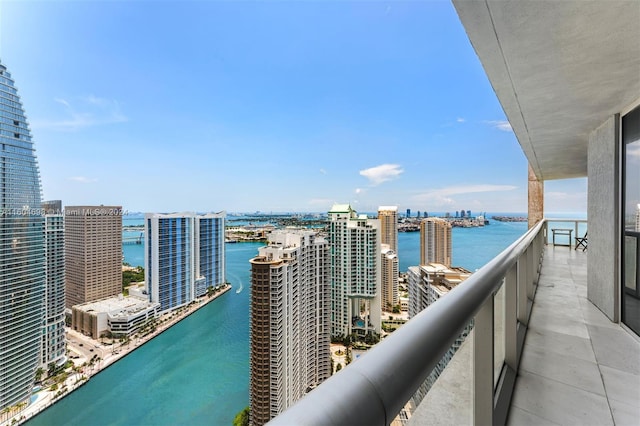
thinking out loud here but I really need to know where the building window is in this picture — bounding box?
[622,105,640,336]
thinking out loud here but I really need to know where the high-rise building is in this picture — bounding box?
[0,61,46,410]
[378,206,399,312]
[420,218,452,267]
[328,204,381,338]
[381,245,399,311]
[378,206,398,252]
[249,230,330,425]
[407,263,472,403]
[194,213,226,298]
[406,208,411,218]
[635,204,640,232]
[145,212,226,313]
[42,200,66,368]
[65,206,123,308]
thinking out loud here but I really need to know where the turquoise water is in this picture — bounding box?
[28,242,258,426]
[28,216,533,425]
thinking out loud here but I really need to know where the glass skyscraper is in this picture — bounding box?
[145,212,226,313]
[0,60,46,410]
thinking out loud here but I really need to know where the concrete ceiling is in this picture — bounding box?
[453,0,640,180]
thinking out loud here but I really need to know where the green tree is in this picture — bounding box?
[34,367,44,382]
[336,363,342,372]
[232,406,249,426]
[122,267,145,287]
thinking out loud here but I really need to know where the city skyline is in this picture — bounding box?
[0,1,587,214]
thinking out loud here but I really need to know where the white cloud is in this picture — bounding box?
[485,120,512,132]
[456,117,466,123]
[68,176,97,183]
[359,164,403,186]
[33,95,128,131]
[355,188,362,194]
[319,168,327,175]
[412,184,517,207]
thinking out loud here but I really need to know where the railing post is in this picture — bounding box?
[474,296,494,426]
[526,245,535,299]
[517,256,528,325]
[504,264,518,371]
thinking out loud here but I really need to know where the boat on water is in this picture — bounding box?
[236,283,243,294]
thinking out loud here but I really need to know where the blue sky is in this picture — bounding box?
[0,0,586,214]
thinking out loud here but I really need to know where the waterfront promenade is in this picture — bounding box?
[1,285,232,426]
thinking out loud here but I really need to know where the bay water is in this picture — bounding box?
[29,215,532,425]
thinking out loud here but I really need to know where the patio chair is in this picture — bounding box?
[575,231,587,251]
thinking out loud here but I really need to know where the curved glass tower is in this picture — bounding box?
[0,60,46,410]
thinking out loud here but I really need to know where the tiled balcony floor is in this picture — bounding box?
[507,246,640,425]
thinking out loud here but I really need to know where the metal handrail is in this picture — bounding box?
[269,220,546,426]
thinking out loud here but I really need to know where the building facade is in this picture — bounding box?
[249,230,330,425]
[407,263,472,404]
[42,200,66,368]
[195,213,226,297]
[145,212,225,313]
[0,61,46,410]
[420,217,452,267]
[71,295,160,339]
[328,204,381,339]
[379,206,399,311]
[380,245,399,311]
[65,206,123,308]
[378,206,398,252]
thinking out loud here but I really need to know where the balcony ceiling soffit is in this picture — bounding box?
[454,0,640,180]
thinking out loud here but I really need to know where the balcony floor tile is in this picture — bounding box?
[508,246,640,426]
[506,406,560,425]
[509,369,613,425]
[519,343,605,395]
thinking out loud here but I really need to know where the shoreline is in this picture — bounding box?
[3,285,232,426]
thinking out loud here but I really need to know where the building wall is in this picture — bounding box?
[381,245,399,310]
[249,231,330,426]
[328,205,381,338]
[65,206,123,308]
[587,115,620,321]
[0,61,46,409]
[146,214,194,313]
[378,206,398,252]
[249,260,272,426]
[420,218,452,267]
[146,212,226,312]
[43,213,66,367]
[195,214,226,297]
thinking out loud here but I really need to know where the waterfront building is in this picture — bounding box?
[42,200,66,368]
[145,212,225,313]
[0,60,46,410]
[194,213,226,297]
[328,204,381,338]
[420,217,452,267]
[71,295,160,339]
[249,230,330,425]
[65,206,123,308]
[406,208,411,218]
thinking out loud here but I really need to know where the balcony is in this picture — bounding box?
[269,219,640,425]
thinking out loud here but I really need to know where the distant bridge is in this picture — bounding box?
[123,232,144,245]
